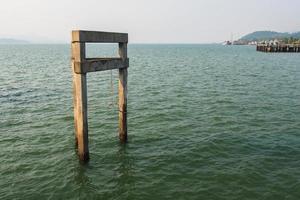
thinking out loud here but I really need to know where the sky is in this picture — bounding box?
[0,0,299,43]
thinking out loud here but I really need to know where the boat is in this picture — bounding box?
[222,40,232,45]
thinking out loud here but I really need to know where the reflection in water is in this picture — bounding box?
[72,143,135,199]
[73,159,98,198]
[114,144,135,198]
[74,163,91,187]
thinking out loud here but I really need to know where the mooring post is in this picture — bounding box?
[71,42,89,161]
[71,30,129,161]
[118,42,128,142]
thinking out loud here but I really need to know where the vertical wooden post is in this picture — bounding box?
[71,42,89,161]
[71,30,129,161]
[118,42,128,142]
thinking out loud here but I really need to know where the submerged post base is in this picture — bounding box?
[78,151,90,162]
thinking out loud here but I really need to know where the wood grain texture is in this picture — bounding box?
[71,42,85,61]
[72,30,128,43]
[118,43,128,142]
[72,72,89,161]
[71,41,89,161]
[72,58,129,74]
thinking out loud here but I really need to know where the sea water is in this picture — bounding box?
[0,44,300,199]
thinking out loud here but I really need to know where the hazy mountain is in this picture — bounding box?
[0,38,30,44]
[240,31,300,41]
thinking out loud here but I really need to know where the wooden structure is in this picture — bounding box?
[71,30,129,161]
[257,44,300,53]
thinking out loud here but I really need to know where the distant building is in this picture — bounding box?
[248,41,257,45]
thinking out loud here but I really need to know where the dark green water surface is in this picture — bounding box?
[0,44,300,199]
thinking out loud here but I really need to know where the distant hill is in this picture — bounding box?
[240,31,300,41]
[0,38,30,44]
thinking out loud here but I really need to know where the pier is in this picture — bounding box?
[71,30,129,161]
[256,44,300,53]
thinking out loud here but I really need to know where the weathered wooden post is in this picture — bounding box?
[71,30,129,161]
[118,42,128,142]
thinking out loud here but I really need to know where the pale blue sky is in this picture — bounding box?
[0,0,299,43]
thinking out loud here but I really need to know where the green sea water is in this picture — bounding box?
[0,44,300,199]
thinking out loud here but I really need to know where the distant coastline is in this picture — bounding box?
[0,38,30,44]
[223,31,300,46]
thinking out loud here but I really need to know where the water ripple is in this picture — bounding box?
[0,44,300,199]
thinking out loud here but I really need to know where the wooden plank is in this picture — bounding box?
[71,42,85,146]
[71,42,89,161]
[118,43,128,142]
[71,42,85,61]
[72,58,129,74]
[73,73,89,161]
[72,30,128,43]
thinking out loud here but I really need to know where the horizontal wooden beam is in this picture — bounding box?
[72,30,128,43]
[72,58,129,74]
